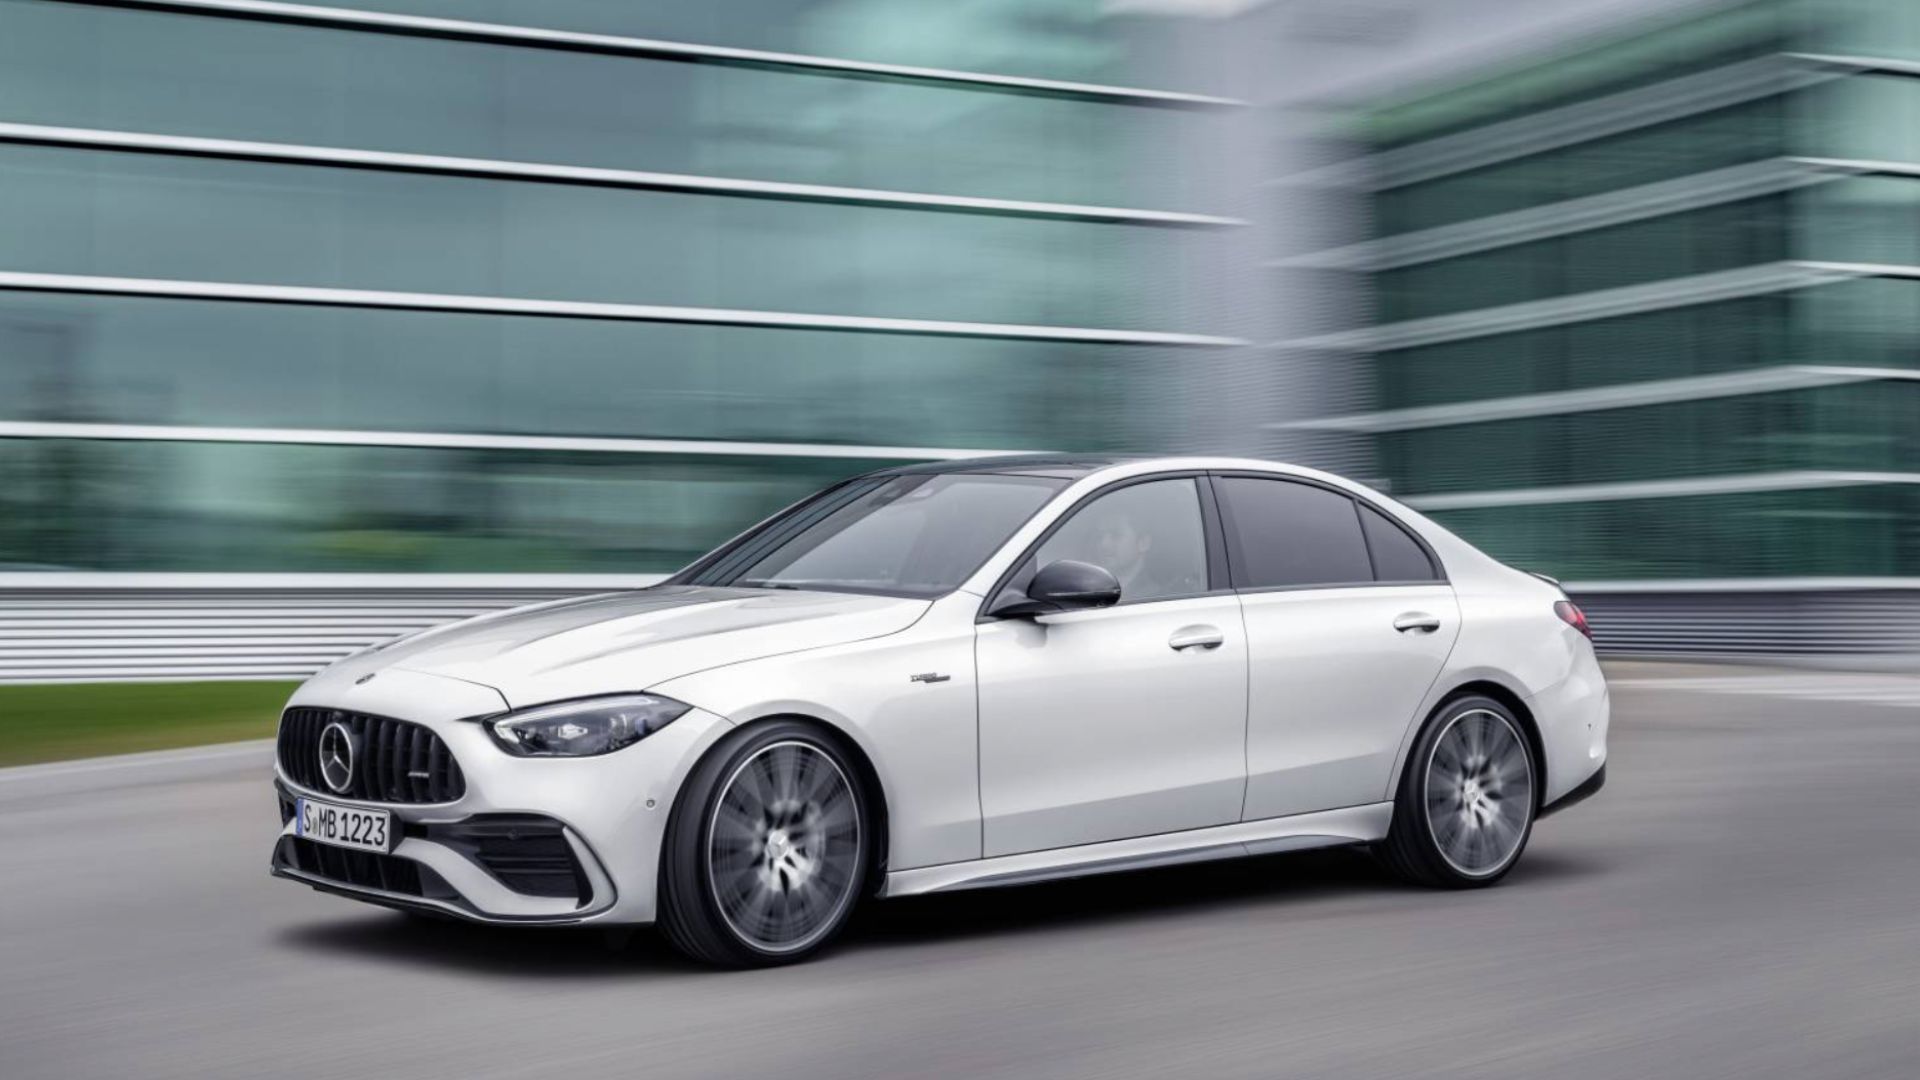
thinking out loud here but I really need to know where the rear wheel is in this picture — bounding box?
[1376,695,1536,888]
[658,721,868,967]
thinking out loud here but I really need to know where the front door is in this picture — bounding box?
[975,476,1248,857]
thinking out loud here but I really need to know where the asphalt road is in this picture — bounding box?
[4,664,1918,1079]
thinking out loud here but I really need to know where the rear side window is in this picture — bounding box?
[1360,504,1441,582]
[1215,477,1372,588]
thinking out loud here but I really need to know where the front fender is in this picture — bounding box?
[649,607,982,871]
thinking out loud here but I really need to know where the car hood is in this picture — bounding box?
[314,585,930,709]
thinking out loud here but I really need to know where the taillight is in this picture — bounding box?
[1554,599,1592,640]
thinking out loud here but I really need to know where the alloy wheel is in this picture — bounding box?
[705,740,863,954]
[1423,708,1534,878]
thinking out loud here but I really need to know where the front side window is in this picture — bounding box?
[1032,478,1209,604]
[1214,477,1374,589]
[684,472,1066,598]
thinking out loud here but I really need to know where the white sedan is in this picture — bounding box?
[270,455,1609,966]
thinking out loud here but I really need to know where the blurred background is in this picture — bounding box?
[6,5,1920,1078]
[3,0,1920,709]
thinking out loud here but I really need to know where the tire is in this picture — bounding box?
[1375,695,1537,889]
[657,720,870,967]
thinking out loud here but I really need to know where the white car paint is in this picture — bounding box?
[1238,583,1460,820]
[270,456,1609,928]
[975,591,1248,856]
[358,586,932,708]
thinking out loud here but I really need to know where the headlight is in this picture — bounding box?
[486,694,691,757]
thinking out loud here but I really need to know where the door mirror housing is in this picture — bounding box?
[987,559,1122,618]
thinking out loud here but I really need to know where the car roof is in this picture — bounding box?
[868,454,1353,483]
[868,453,1136,479]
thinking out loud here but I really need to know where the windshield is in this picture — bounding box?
[683,472,1067,598]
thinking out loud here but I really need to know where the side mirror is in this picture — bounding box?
[987,559,1122,618]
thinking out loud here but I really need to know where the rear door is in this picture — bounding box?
[1212,474,1459,821]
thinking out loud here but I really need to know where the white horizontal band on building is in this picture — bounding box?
[1274,261,1871,352]
[1788,52,1920,80]
[1272,159,1834,271]
[1795,156,1920,181]
[1403,470,1920,511]
[0,122,1242,228]
[1276,366,1920,432]
[1288,55,1836,190]
[1276,156,1920,271]
[66,0,1244,108]
[0,420,1045,462]
[1800,259,1920,281]
[0,271,1246,347]
[1565,576,1920,593]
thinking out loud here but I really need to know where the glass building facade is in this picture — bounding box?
[1311,0,1920,583]
[0,0,1231,574]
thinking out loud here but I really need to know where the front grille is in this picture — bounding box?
[428,815,589,901]
[278,707,466,803]
[275,836,455,901]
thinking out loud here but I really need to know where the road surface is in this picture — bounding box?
[4,664,1917,1079]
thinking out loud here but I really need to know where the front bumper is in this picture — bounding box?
[267,667,733,926]
[271,787,621,925]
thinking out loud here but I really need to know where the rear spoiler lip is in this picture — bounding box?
[1526,570,1565,591]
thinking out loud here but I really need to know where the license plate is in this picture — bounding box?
[295,796,393,853]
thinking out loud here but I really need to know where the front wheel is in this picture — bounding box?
[657,721,869,967]
[1376,695,1536,888]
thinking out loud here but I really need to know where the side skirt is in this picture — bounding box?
[881,802,1393,898]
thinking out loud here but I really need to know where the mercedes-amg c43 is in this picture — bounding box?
[271,456,1609,966]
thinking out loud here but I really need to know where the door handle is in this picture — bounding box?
[1169,625,1225,651]
[1393,612,1441,634]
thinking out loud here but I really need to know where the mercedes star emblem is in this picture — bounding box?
[317,721,356,794]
